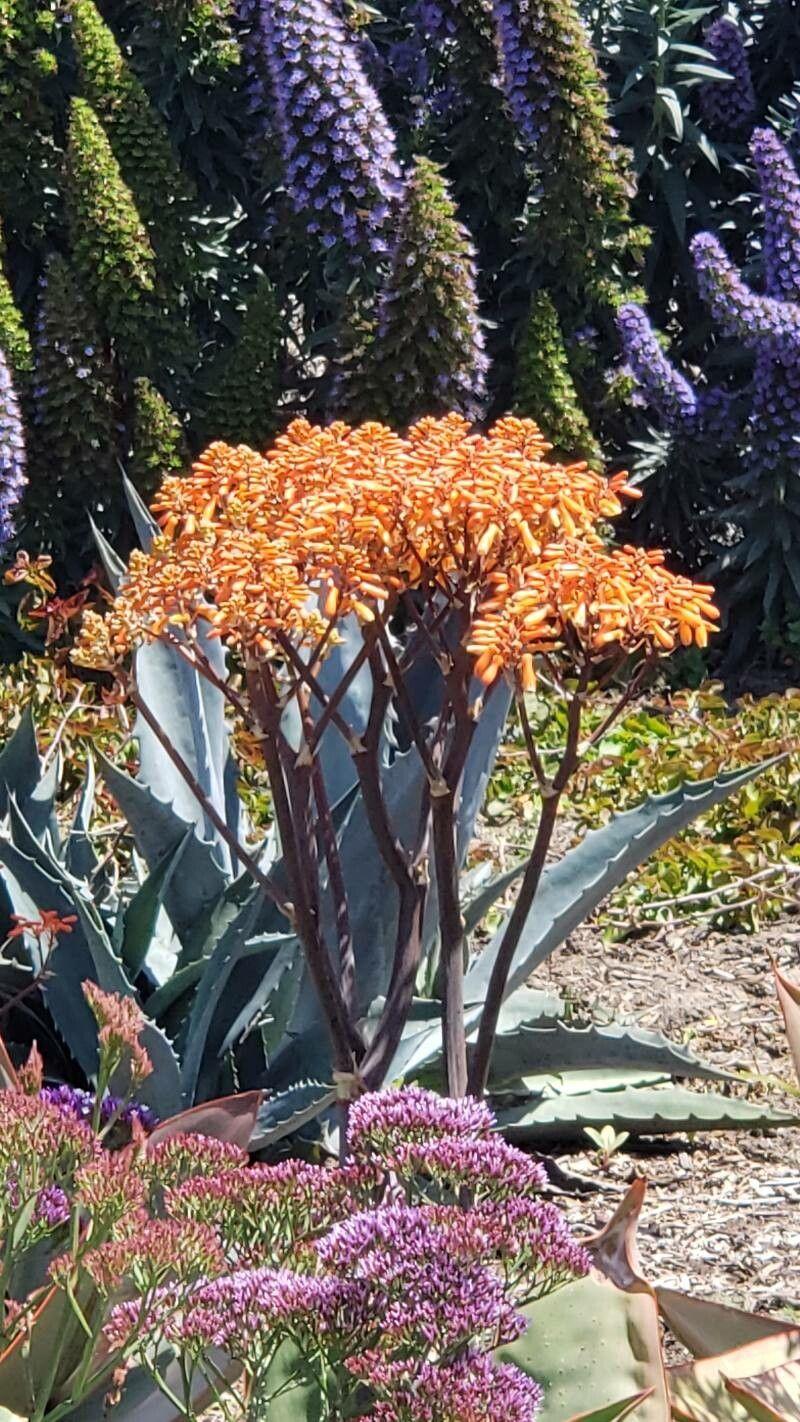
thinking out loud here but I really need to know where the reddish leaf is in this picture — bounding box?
[147,1090,263,1150]
[670,1329,800,1422]
[771,959,800,1088]
[725,1357,800,1420]
[658,1288,793,1360]
[587,1176,648,1288]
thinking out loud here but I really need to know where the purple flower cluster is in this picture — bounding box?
[99,1088,588,1419]
[33,1184,70,1229]
[690,232,800,350]
[317,1204,527,1350]
[251,0,403,253]
[0,350,26,548]
[698,18,756,139]
[752,126,800,302]
[347,1084,494,1154]
[616,304,699,429]
[492,0,556,150]
[357,1351,544,1422]
[40,1085,158,1134]
[749,349,800,472]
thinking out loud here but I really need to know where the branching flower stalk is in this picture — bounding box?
[75,415,719,1102]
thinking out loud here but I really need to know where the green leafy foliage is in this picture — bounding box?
[489,685,800,931]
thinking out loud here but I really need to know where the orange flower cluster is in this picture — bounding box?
[74,415,718,683]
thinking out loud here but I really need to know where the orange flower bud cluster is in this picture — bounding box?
[74,415,718,682]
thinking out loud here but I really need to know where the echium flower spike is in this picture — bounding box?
[492,0,643,309]
[69,0,195,292]
[27,255,119,547]
[129,378,187,497]
[751,127,800,302]
[64,98,158,368]
[0,220,31,377]
[0,348,26,548]
[698,18,756,139]
[343,157,487,426]
[514,292,602,464]
[252,0,403,254]
[690,232,800,349]
[616,304,699,430]
[199,276,282,449]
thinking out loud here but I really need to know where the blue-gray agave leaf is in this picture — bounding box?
[464,758,783,1005]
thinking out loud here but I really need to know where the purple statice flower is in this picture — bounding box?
[386,1135,547,1201]
[33,1184,70,1229]
[250,0,403,254]
[751,127,800,303]
[491,0,556,150]
[698,18,756,139]
[0,349,26,548]
[317,1203,527,1351]
[40,1085,158,1134]
[616,304,699,429]
[690,232,800,350]
[348,1085,494,1158]
[178,1268,361,1352]
[352,1351,543,1422]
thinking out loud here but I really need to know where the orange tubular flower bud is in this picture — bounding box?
[71,416,718,689]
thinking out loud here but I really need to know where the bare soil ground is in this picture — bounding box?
[536,917,800,1320]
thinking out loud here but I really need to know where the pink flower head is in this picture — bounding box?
[354,1351,543,1422]
[147,1134,249,1191]
[430,1198,592,1298]
[73,1149,147,1230]
[166,1159,379,1266]
[347,1087,494,1159]
[386,1135,547,1201]
[82,983,153,1087]
[85,1218,225,1296]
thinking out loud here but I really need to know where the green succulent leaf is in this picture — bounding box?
[97,750,228,946]
[465,759,783,1004]
[486,1020,731,1088]
[496,1276,669,1422]
[250,1079,338,1150]
[494,1084,797,1141]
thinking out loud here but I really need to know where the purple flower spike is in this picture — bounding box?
[0,349,26,549]
[751,127,800,303]
[616,304,699,429]
[698,19,756,139]
[691,232,800,350]
[492,0,556,150]
[251,0,403,254]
